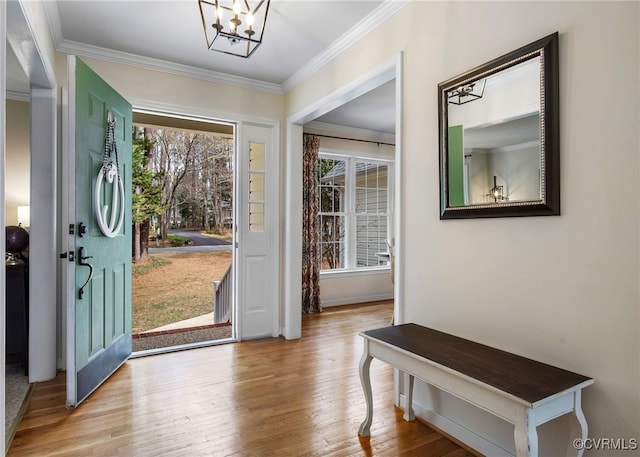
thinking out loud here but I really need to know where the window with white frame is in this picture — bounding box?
[317,153,392,272]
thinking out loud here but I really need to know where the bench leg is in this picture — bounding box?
[403,373,415,421]
[358,341,374,437]
[514,408,538,457]
[567,390,588,457]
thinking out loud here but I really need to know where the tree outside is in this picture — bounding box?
[318,157,346,270]
[130,123,234,338]
[131,125,234,264]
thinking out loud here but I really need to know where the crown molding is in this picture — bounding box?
[57,39,283,94]
[45,0,281,93]
[281,0,411,93]
[494,140,540,154]
[42,0,63,47]
[6,90,30,103]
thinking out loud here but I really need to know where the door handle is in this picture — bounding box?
[78,247,94,299]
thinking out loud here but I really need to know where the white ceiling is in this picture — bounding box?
[313,79,396,135]
[464,114,540,151]
[53,0,388,88]
[4,1,399,135]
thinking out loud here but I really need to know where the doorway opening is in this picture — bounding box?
[286,54,402,338]
[130,111,236,355]
[4,96,32,448]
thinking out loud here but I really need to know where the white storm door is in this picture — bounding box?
[236,122,279,339]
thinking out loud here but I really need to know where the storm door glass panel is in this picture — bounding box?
[318,157,346,270]
[355,161,389,267]
[248,142,265,231]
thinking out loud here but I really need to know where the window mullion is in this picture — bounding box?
[345,157,355,270]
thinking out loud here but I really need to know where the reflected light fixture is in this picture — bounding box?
[448,79,486,105]
[198,0,270,58]
[487,175,506,202]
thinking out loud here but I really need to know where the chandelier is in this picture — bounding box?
[487,175,506,202]
[198,0,270,58]
[448,79,486,105]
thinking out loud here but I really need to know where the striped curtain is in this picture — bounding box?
[302,134,322,313]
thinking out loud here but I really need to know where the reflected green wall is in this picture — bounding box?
[448,125,464,206]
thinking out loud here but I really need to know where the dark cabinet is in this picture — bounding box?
[6,262,28,373]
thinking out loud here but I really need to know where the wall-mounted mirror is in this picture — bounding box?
[439,32,559,219]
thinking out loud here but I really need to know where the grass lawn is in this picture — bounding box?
[132,251,232,334]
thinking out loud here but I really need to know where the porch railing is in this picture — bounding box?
[214,263,233,324]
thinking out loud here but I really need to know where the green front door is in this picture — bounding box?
[66,57,132,406]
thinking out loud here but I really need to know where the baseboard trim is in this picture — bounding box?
[399,394,513,457]
[321,293,393,307]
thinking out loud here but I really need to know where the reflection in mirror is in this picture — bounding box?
[448,58,541,206]
[439,32,559,219]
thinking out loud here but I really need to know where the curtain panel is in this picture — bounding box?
[302,134,322,313]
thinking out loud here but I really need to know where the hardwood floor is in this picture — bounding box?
[8,302,477,457]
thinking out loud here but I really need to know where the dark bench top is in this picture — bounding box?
[362,323,593,405]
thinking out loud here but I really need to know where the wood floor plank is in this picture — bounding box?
[8,302,478,457]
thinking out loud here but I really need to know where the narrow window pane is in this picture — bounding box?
[249,172,265,201]
[319,214,345,270]
[355,187,366,213]
[249,142,265,171]
[318,158,346,271]
[355,162,389,267]
[248,142,265,231]
[249,203,264,231]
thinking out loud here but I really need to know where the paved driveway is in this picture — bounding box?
[149,229,232,254]
[169,229,231,246]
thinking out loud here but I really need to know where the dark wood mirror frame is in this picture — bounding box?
[438,32,559,219]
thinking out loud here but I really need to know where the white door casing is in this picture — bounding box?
[3,1,58,452]
[1,3,7,453]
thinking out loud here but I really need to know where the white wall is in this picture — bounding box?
[286,2,639,455]
[320,269,393,307]
[53,54,283,122]
[5,99,30,225]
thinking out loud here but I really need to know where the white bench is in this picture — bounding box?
[358,323,594,457]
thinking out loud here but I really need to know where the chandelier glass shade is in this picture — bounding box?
[199,0,270,58]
